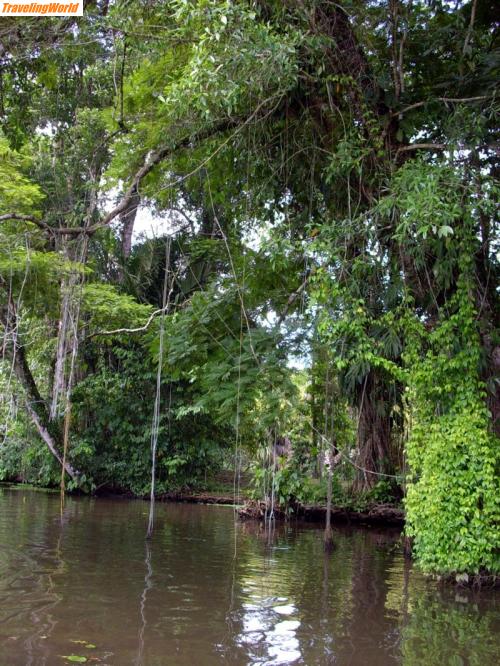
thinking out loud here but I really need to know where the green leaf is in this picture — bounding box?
[438,225,454,238]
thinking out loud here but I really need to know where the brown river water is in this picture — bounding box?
[0,486,498,665]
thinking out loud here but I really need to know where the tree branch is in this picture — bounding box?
[397,142,446,154]
[391,95,489,118]
[463,0,478,56]
[2,98,282,240]
[0,213,54,233]
[276,270,312,327]
[87,305,167,338]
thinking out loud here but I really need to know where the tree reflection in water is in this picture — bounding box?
[401,588,499,666]
[135,539,153,666]
[1,493,498,665]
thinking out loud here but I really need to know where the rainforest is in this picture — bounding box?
[0,4,499,656]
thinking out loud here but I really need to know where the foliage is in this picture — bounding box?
[0,0,498,579]
[0,135,44,215]
[82,283,153,332]
[404,273,500,575]
[72,344,232,494]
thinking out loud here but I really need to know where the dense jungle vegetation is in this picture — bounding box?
[0,0,498,578]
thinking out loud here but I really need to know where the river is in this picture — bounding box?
[0,487,498,665]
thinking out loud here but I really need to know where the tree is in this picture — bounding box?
[0,0,498,577]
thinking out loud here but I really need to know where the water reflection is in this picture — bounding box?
[4,500,75,666]
[136,540,153,666]
[402,588,500,666]
[237,596,301,664]
[0,487,498,666]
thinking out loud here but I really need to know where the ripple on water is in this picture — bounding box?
[273,604,296,616]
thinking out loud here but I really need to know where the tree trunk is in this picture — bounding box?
[324,445,342,549]
[324,446,334,548]
[50,274,71,419]
[1,296,80,482]
[12,341,80,482]
[120,185,140,261]
[355,371,393,491]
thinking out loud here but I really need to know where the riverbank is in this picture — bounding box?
[0,480,405,527]
[237,499,405,527]
[154,490,405,527]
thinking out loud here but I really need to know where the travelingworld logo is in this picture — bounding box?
[1,1,82,15]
